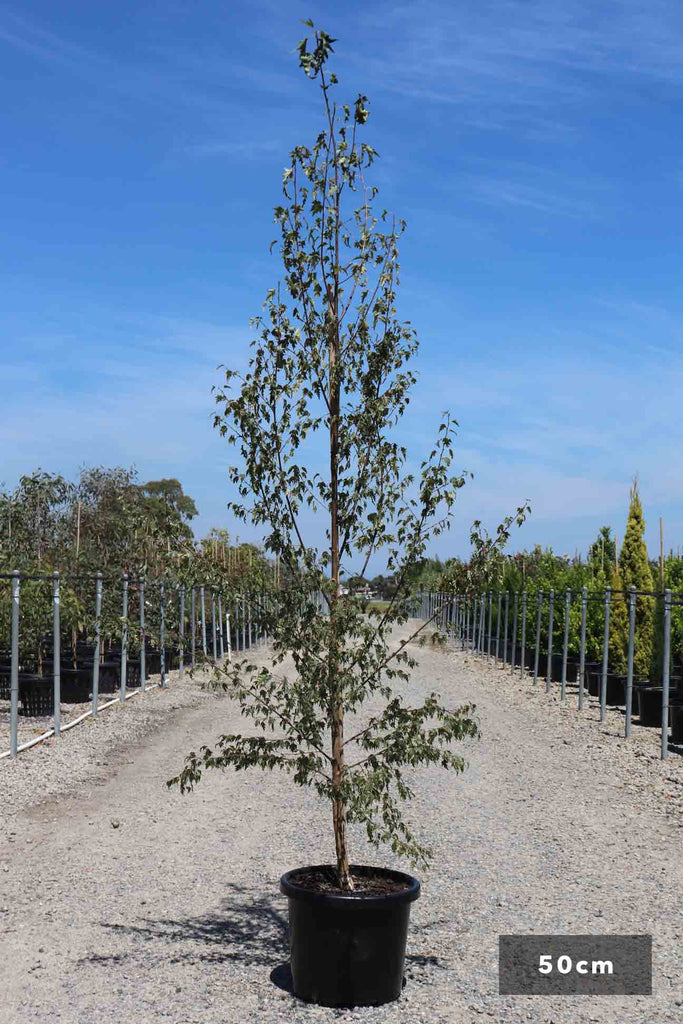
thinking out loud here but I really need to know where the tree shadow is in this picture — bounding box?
[94,882,289,968]
[90,883,450,998]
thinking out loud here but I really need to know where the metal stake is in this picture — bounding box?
[561,588,571,700]
[10,571,20,758]
[140,578,146,691]
[600,587,611,723]
[190,586,196,668]
[200,586,207,656]
[662,589,672,760]
[218,593,224,659]
[533,591,543,684]
[625,587,636,738]
[160,582,166,687]
[179,586,185,677]
[510,592,518,675]
[120,574,128,702]
[546,589,555,693]
[487,592,493,658]
[53,572,61,737]
[579,585,587,711]
[92,573,102,717]
[520,591,527,678]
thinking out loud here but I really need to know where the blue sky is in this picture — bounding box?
[2,0,683,571]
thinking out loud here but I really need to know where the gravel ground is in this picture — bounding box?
[1,622,682,1024]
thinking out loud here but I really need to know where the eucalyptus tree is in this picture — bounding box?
[168,25,529,891]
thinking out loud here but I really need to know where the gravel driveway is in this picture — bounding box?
[1,622,682,1023]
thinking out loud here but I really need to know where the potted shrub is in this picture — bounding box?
[168,26,530,1008]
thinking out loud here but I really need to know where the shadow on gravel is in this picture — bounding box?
[96,882,289,968]
[268,952,446,999]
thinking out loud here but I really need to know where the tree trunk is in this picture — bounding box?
[328,285,353,892]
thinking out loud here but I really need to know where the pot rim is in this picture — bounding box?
[280,864,421,907]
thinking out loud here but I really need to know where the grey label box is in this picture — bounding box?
[499,934,652,995]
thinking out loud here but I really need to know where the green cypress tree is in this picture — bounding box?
[588,525,616,576]
[618,479,654,679]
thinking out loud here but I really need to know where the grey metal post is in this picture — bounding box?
[625,587,636,739]
[211,594,218,661]
[226,610,232,662]
[546,589,555,693]
[533,591,543,684]
[495,592,502,661]
[119,574,128,702]
[10,571,20,758]
[503,591,510,668]
[218,594,224,659]
[487,592,493,658]
[190,586,196,668]
[520,591,527,677]
[472,597,478,654]
[200,586,207,656]
[92,573,102,717]
[140,578,146,691]
[242,594,246,650]
[179,586,185,677]
[579,585,587,711]
[561,588,571,700]
[661,589,672,760]
[479,594,485,654]
[53,572,61,737]
[600,587,611,723]
[510,592,518,675]
[160,582,166,687]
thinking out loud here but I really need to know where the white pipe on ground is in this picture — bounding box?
[0,683,161,760]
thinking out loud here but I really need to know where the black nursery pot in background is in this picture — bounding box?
[280,865,421,1008]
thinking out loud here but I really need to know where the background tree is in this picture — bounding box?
[619,478,654,678]
[588,525,616,577]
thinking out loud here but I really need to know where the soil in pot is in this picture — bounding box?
[280,864,420,1008]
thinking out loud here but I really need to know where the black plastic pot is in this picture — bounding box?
[280,865,420,1008]
[636,685,664,727]
[59,668,91,703]
[19,675,54,717]
[604,673,626,706]
[669,700,683,743]
[586,668,601,697]
[146,652,162,675]
[95,661,121,694]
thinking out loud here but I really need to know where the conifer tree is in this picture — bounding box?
[618,479,654,678]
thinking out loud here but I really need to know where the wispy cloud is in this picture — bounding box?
[353,0,683,135]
